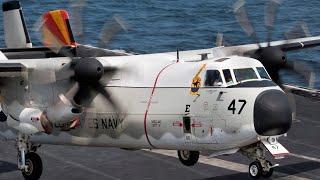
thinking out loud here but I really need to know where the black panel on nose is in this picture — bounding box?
[254,89,292,136]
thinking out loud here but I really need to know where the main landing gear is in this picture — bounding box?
[241,144,276,179]
[177,150,199,166]
[17,134,43,180]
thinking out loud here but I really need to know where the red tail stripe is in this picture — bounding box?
[43,12,68,45]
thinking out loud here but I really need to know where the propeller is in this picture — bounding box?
[233,0,320,120]
[31,1,127,119]
[265,0,282,45]
[215,33,224,47]
[234,0,317,87]
[233,0,260,47]
[284,21,311,40]
[69,0,86,42]
[66,1,126,112]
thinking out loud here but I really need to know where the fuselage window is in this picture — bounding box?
[223,69,234,85]
[205,70,222,86]
[256,67,271,80]
[233,68,258,82]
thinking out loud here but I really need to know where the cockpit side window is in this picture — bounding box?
[205,70,222,87]
[223,69,234,85]
[256,67,271,80]
[234,68,258,82]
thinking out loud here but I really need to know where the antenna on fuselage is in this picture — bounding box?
[199,53,209,61]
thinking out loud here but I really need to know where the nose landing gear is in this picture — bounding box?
[249,160,274,179]
[17,134,43,180]
[241,144,276,179]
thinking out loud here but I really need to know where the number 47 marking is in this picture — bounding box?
[228,99,247,114]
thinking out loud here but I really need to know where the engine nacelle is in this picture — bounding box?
[7,108,52,135]
[46,104,82,125]
[5,101,82,135]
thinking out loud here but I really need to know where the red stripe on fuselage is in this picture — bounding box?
[144,62,177,148]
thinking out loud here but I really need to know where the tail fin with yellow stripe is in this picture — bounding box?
[42,10,76,48]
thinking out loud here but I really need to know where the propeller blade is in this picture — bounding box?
[33,19,75,58]
[33,10,77,58]
[72,82,121,116]
[216,34,235,47]
[285,89,297,121]
[233,0,260,46]
[215,33,224,47]
[33,16,64,54]
[274,70,297,120]
[73,84,94,106]
[58,94,73,107]
[267,67,281,84]
[55,60,77,81]
[284,60,317,87]
[32,15,45,33]
[284,21,311,40]
[97,15,128,49]
[69,0,86,42]
[93,83,121,113]
[265,0,282,45]
[59,82,80,106]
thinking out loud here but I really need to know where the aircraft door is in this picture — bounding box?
[182,116,194,144]
[182,116,217,144]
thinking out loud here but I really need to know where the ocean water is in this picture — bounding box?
[0,0,320,88]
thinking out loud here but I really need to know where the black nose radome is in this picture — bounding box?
[254,89,292,136]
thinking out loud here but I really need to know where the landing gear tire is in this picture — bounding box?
[177,150,199,166]
[22,152,43,180]
[242,143,276,179]
[261,160,274,178]
[249,161,262,179]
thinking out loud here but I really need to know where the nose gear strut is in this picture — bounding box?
[240,143,277,179]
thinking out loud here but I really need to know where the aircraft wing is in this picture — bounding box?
[167,36,320,62]
[0,50,26,77]
[255,36,320,51]
[283,84,320,101]
[0,62,26,77]
[222,35,320,57]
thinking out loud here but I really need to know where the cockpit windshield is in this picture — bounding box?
[233,68,258,82]
[223,69,234,85]
[256,67,271,80]
[205,70,222,86]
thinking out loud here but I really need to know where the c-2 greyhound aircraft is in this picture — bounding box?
[0,0,319,179]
